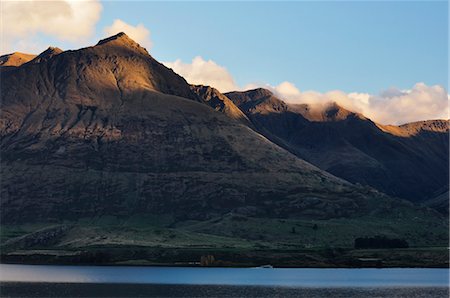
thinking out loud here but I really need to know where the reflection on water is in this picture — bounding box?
[0,264,448,287]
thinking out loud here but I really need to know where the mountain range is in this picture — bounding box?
[225,89,449,209]
[0,33,448,267]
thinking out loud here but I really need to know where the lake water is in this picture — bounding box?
[0,264,449,297]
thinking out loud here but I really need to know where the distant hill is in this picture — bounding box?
[0,52,36,67]
[226,89,449,204]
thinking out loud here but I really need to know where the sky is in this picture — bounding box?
[1,0,448,125]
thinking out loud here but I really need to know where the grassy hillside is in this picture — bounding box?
[1,205,448,267]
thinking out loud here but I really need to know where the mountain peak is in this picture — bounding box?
[30,47,63,64]
[97,32,138,46]
[33,47,63,62]
[95,32,148,55]
[245,88,274,98]
[323,102,353,119]
[225,88,276,109]
[47,46,63,53]
[294,101,365,122]
[0,52,36,67]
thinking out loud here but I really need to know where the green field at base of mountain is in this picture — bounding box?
[1,211,448,267]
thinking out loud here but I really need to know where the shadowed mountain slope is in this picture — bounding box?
[423,189,449,215]
[0,33,404,225]
[226,89,449,204]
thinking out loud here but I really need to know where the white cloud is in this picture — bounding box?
[358,83,449,125]
[1,0,102,54]
[259,81,449,125]
[161,53,448,124]
[274,81,301,98]
[103,19,152,49]
[163,56,238,92]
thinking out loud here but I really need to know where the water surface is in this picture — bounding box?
[0,265,448,297]
[1,265,448,287]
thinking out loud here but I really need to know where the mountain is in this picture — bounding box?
[0,33,447,266]
[0,52,36,67]
[1,32,373,223]
[225,89,449,204]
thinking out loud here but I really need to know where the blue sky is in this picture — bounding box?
[3,1,448,124]
[95,1,448,94]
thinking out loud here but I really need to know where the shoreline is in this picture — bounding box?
[1,262,449,269]
[1,246,448,269]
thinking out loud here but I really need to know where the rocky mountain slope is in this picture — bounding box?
[1,33,387,224]
[225,89,449,205]
[190,84,252,126]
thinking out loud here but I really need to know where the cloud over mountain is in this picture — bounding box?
[265,81,449,125]
[163,55,448,125]
[354,83,449,125]
[164,56,238,93]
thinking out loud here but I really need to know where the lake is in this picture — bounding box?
[0,264,449,297]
